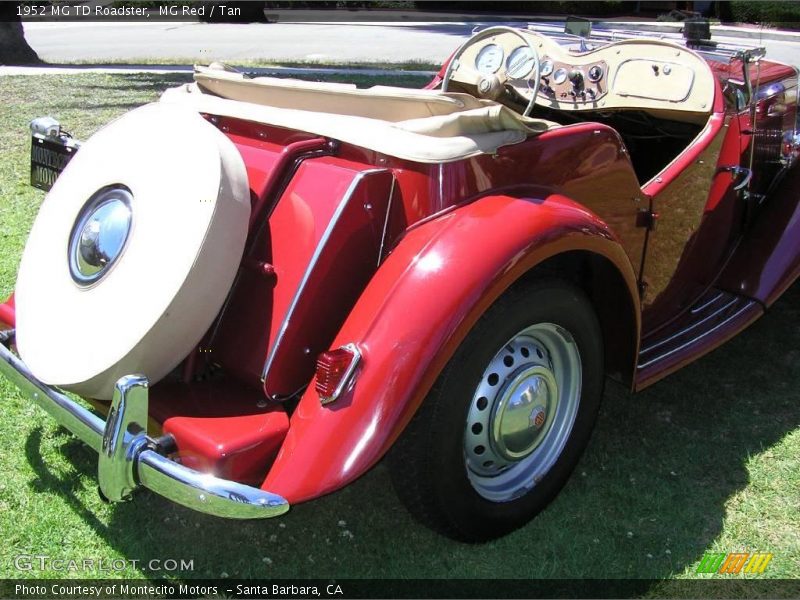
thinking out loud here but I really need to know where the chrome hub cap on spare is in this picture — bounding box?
[68,186,133,286]
[464,323,582,502]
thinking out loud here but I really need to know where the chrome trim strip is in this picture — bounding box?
[260,168,389,384]
[0,330,289,519]
[637,300,755,369]
[689,291,724,314]
[377,174,396,267]
[319,343,362,406]
[642,297,738,356]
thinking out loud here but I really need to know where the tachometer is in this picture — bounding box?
[506,46,536,79]
[475,44,504,75]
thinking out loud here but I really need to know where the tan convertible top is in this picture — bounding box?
[158,65,555,163]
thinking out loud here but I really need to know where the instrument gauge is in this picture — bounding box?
[540,59,554,77]
[506,46,536,79]
[553,67,568,85]
[588,65,604,82]
[475,44,504,75]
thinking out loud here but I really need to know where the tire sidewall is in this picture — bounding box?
[429,280,604,539]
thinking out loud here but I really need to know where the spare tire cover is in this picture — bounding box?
[15,103,250,399]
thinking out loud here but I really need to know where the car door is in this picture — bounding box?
[637,105,746,335]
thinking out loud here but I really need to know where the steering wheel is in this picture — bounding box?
[442,26,541,117]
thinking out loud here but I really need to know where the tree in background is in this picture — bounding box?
[0,2,41,65]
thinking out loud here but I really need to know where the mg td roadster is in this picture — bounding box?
[2,22,799,542]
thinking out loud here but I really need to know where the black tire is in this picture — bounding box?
[389,278,604,542]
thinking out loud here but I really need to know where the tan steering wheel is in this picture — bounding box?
[442,26,541,117]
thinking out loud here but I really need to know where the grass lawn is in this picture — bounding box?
[0,72,798,594]
[61,57,442,72]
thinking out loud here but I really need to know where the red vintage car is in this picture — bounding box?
[1,23,799,542]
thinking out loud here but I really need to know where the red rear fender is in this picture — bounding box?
[263,192,639,503]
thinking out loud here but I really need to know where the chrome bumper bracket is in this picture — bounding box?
[99,374,150,502]
[0,329,289,519]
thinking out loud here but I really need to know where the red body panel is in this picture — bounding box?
[263,193,639,503]
[152,381,289,484]
[214,159,362,385]
[0,294,14,328]
[710,58,796,87]
[212,157,395,395]
[260,167,395,397]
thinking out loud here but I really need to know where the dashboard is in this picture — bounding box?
[451,30,716,122]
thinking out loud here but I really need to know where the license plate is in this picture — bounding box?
[30,136,78,191]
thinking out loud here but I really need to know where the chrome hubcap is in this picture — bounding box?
[492,365,558,461]
[68,186,132,286]
[464,323,582,503]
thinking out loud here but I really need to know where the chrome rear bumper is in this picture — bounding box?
[0,329,289,519]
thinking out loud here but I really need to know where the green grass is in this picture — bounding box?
[59,57,441,72]
[0,73,798,593]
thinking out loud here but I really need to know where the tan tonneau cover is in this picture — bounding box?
[158,66,554,163]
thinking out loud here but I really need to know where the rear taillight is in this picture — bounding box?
[315,344,361,405]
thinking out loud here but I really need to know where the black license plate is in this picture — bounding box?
[30,136,78,191]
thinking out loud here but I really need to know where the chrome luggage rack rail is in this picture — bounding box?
[0,329,289,519]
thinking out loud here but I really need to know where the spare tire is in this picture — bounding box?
[15,103,250,399]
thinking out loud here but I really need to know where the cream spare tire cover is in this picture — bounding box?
[15,103,250,399]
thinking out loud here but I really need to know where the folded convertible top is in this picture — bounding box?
[158,65,555,163]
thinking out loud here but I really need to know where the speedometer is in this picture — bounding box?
[475,44,504,75]
[506,46,536,79]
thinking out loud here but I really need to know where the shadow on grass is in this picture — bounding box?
[20,280,800,589]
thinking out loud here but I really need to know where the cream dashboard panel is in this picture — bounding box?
[455,31,716,119]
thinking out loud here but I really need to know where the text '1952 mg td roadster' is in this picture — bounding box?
[1,21,799,541]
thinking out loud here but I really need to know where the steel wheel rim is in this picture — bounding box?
[464,322,582,503]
